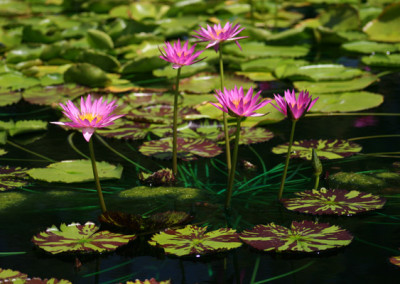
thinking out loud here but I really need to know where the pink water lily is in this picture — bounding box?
[271,89,318,120]
[51,95,124,142]
[210,86,271,118]
[193,22,247,52]
[159,39,204,69]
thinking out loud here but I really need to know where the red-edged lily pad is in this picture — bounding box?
[126,279,171,284]
[127,105,199,124]
[97,121,152,140]
[218,127,274,145]
[390,256,400,267]
[21,277,72,283]
[0,166,30,192]
[281,188,386,216]
[272,139,362,160]
[139,137,222,161]
[0,268,27,282]
[240,220,353,252]
[148,225,242,257]
[32,222,136,254]
[99,210,193,233]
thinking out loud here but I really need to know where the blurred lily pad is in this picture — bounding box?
[86,29,114,50]
[64,63,111,87]
[361,54,400,67]
[319,4,360,32]
[272,139,362,160]
[23,84,87,105]
[27,159,123,183]
[0,89,22,106]
[342,41,400,54]
[0,72,40,90]
[0,166,29,192]
[0,268,27,282]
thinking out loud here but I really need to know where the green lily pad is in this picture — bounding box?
[179,72,256,94]
[361,54,400,67]
[0,149,7,156]
[139,137,222,161]
[86,29,114,50]
[363,2,400,42]
[281,188,386,216]
[240,220,353,252]
[235,71,276,81]
[110,3,169,21]
[293,74,378,94]
[9,120,48,136]
[0,89,22,106]
[0,72,40,90]
[127,105,199,124]
[156,16,201,37]
[149,225,242,257]
[275,64,365,81]
[153,62,214,79]
[138,168,176,186]
[0,268,27,282]
[319,4,360,32]
[342,41,400,54]
[32,222,135,254]
[118,186,203,202]
[311,91,384,112]
[23,84,88,106]
[122,56,168,74]
[6,45,44,64]
[81,50,120,72]
[27,159,123,183]
[64,63,111,88]
[0,166,29,192]
[0,191,27,211]
[97,121,152,140]
[272,139,362,160]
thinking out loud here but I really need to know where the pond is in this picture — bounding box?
[1,0,400,283]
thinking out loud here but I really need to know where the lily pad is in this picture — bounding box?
[240,58,309,72]
[32,222,135,254]
[224,42,310,59]
[281,188,386,216]
[0,89,22,106]
[240,220,353,252]
[23,84,88,106]
[0,166,29,192]
[86,29,114,50]
[342,41,400,54]
[328,171,400,191]
[27,160,123,183]
[148,225,242,257]
[139,137,222,161]
[0,72,40,90]
[361,54,400,67]
[17,277,72,283]
[272,139,362,160]
[97,122,152,140]
[127,105,199,124]
[293,74,378,94]
[0,268,27,282]
[311,91,384,112]
[319,4,360,32]
[64,63,111,88]
[138,168,176,186]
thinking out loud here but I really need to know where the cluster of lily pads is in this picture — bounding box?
[1,0,400,282]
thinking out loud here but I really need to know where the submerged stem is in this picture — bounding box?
[6,140,55,162]
[278,120,297,199]
[172,68,182,176]
[225,118,241,210]
[88,138,107,213]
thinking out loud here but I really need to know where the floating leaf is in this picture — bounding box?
[0,72,40,90]
[224,42,310,59]
[0,88,22,106]
[149,225,242,257]
[311,91,384,112]
[293,74,378,94]
[363,2,400,42]
[342,41,400,54]
[281,188,386,215]
[319,4,360,32]
[138,168,176,186]
[86,29,114,50]
[0,268,27,282]
[32,222,135,254]
[390,256,400,267]
[240,58,308,72]
[27,160,123,183]
[20,277,72,283]
[23,84,88,106]
[0,149,7,156]
[64,63,111,88]
[272,139,362,160]
[361,54,400,67]
[97,121,152,140]
[217,127,274,145]
[139,137,222,161]
[127,105,199,124]
[240,220,353,252]
[0,166,29,192]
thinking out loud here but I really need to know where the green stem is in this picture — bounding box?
[88,138,107,213]
[68,132,89,159]
[250,256,260,284]
[172,68,182,176]
[219,45,232,174]
[225,118,241,210]
[348,134,400,141]
[306,112,400,117]
[314,174,320,190]
[278,120,297,199]
[6,140,55,162]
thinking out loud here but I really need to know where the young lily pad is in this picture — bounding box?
[311,91,384,112]
[139,137,222,161]
[342,41,400,54]
[0,166,29,192]
[293,74,378,94]
[361,54,400,67]
[272,139,362,160]
[32,222,136,254]
[0,268,27,282]
[148,225,242,257]
[281,188,386,216]
[126,279,171,284]
[240,220,353,252]
[0,89,22,106]
[390,256,400,267]
[23,84,88,106]
[27,160,123,183]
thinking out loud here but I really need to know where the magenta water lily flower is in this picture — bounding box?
[193,22,247,52]
[271,89,319,121]
[52,95,124,142]
[210,86,271,118]
[159,39,204,69]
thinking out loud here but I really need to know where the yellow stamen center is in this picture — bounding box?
[232,99,240,107]
[79,113,101,123]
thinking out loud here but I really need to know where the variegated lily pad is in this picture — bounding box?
[127,105,199,124]
[240,220,353,252]
[32,222,136,254]
[139,137,222,161]
[272,139,362,160]
[390,256,400,267]
[148,225,242,257]
[219,127,274,145]
[97,121,152,140]
[0,166,30,192]
[138,168,176,186]
[23,84,88,106]
[126,279,171,284]
[281,188,386,216]
[99,210,193,233]
[17,277,72,283]
[0,268,27,282]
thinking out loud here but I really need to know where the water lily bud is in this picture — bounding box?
[312,148,323,176]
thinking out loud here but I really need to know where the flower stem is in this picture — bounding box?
[172,68,182,176]
[88,138,107,213]
[219,46,232,174]
[225,118,241,210]
[6,140,55,162]
[314,175,320,190]
[278,120,297,199]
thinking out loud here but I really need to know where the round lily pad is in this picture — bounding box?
[32,222,136,254]
[0,268,27,282]
[97,121,152,140]
[127,105,199,124]
[240,220,353,252]
[139,137,222,161]
[148,225,242,257]
[27,159,123,183]
[0,88,22,106]
[0,166,29,192]
[272,139,362,160]
[281,188,386,216]
[361,54,400,67]
[341,41,400,54]
[23,84,88,106]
